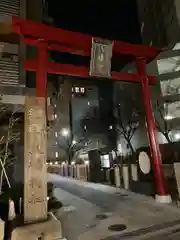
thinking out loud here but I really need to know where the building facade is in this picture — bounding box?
[136,0,180,146]
[0,0,50,183]
[47,77,116,162]
[0,0,50,97]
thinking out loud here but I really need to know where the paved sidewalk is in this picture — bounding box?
[49,174,180,239]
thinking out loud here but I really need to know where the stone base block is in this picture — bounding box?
[11,213,63,240]
[155,194,172,204]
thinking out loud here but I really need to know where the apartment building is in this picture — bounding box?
[0,0,48,100]
[137,0,180,143]
[47,77,116,162]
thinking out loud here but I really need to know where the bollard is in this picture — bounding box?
[122,164,129,190]
[60,165,63,176]
[131,163,138,181]
[107,169,111,185]
[114,166,121,188]
[76,164,87,181]
[74,165,77,179]
[76,165,80,180]
[64,164,68,177]
[69,165,74,178]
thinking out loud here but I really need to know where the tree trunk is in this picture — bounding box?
[164,133,171,144]
[126,138,135,155]
[67,148,71,165]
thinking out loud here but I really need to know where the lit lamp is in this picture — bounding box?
[164,115,173,120]
[72,140,77,145]
[84,160,89,165]
[175,133,180,140]
[61,128,69,137]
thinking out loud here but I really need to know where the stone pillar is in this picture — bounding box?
[24,97,47,223]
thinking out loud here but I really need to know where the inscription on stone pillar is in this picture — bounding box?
[24,97,47,223]
[89,38,113,78]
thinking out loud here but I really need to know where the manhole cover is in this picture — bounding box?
[108,224,127,232]
[96,214,108,220]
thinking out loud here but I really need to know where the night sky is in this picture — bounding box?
[48,1,141,44]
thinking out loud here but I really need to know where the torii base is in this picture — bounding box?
[155,194,172,204]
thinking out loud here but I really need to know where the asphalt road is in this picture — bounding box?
[49,174,180,240]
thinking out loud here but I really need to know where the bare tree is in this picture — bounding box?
[116,103,140,155]
[155,100,172,143]
[0,108,21,193]
[57,128,92,164]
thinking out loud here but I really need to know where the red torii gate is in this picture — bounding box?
[11,16,170,202]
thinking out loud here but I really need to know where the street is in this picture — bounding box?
[49,174,180,239]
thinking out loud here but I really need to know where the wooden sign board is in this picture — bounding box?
[89,38,113,78]
[24,97,47,223]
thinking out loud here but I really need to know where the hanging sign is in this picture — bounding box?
[89,38,113,78]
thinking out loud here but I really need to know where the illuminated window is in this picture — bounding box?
[75,87,79,93]
[55,152,59,158]
[55,132,58,137]
[72,86,86,96]
[80,87,85,93]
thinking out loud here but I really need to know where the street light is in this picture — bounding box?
[175,133,180,140]
[72,140,77,145]
[61,128,69,137]
[164,115,173,120]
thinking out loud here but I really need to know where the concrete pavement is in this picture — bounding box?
[49,174,180,239]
